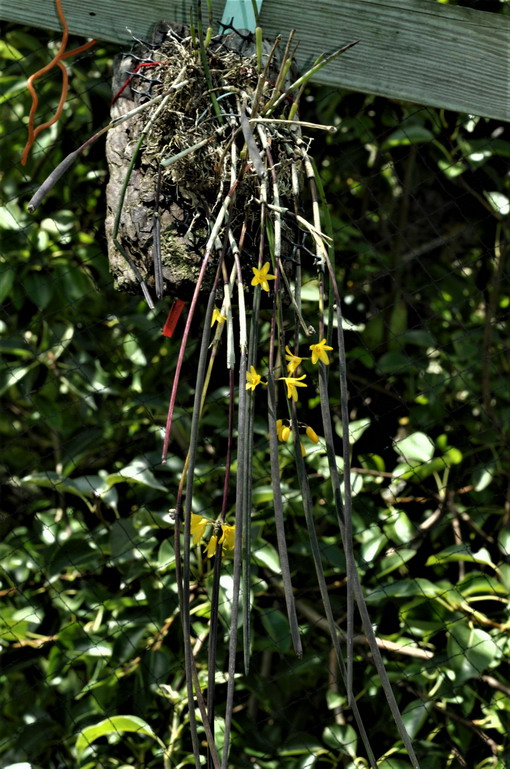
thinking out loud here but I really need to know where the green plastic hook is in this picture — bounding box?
[220,0,264,34]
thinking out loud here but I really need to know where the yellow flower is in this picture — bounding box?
[305,425,319,444]
[251,262,276,292]
[276,419,291,441]
[211,307,227,327]
[190,513,208,545]
[246,365,266,391]
[278,374,307,402]
[285,346,303,375]
[219,523,236,552]
[309,338,333,365]
[205,534,219,558]
[300,442,307,457]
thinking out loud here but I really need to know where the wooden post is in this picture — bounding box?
[2,0,509,120]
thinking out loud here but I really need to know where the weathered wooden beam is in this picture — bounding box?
[2,0,509,121]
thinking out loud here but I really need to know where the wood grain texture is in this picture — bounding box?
[2,0,509,120]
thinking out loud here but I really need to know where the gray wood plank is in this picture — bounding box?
[2,0,509,120]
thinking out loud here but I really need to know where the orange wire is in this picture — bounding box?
[21,0,96,166]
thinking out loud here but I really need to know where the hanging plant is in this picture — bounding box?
[24,8,422,769]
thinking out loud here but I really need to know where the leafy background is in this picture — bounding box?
[1,7,509,769]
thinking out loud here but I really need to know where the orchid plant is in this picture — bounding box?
[23,6,420,768]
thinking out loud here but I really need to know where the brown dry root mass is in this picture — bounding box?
[105,22,303,301]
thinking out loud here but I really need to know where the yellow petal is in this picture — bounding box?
[306,426,320,444]
[190,513,208,545]
[219,523,236,551]
[205,534,219,558]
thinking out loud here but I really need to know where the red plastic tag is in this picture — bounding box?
[162,299,187,338]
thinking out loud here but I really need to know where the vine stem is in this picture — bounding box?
[161,180,238,462]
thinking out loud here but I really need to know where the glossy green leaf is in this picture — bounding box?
[123,336,147,366]
[447,623,499,683]
[45,539,101,577]
[0,267,15,303]
[472,461,496,492]
[0,363,36,396]
[252,485,275,504]
[347,417,371,445]
[75,715,159,758]
[0,605,43,641]
[426,545,497,570]
[395,432,434,464]
[0,40,23,60]
[322,724,357,757]
[376,549,417,578]
[252,541,281,573]
[279,734,324,756]
[383,510,415,545]
[106,460,167,492]
[383,124,434,147]
[20,472,110,501]
[366,578,440,604]
[360,529,388,564]
[485,191,509,216]
[401,699,432,739]
[498,528,510,556]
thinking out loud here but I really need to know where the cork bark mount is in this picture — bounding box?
[105,22,300,302]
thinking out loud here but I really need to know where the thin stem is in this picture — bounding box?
[221,352,247,769]
[290,401,377,769]
[267,40,360,115]
[207,370,235,769]
[317,281,422,769]
[162,181,238,462]
[267,324,303,657]
[180,275,218,768]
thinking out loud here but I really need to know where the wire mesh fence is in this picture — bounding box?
[1,17,509,769]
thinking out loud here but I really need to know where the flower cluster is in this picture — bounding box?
[190,513,236,558]
[277,338,332,402]
[276,420,321,455]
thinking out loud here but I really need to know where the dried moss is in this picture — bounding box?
[105,22,302,301]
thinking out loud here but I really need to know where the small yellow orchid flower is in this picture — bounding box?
[190,513,209,545]
[251,262,276,292]
[246,365,266,391]
[278,374,307,402]
[219,523,236,552]
[309,338,333,365]
[285,346,303,375]
[305,425,320,444]
[275,420,291,442]
[205,534,219,558]
[211,307,227,327]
